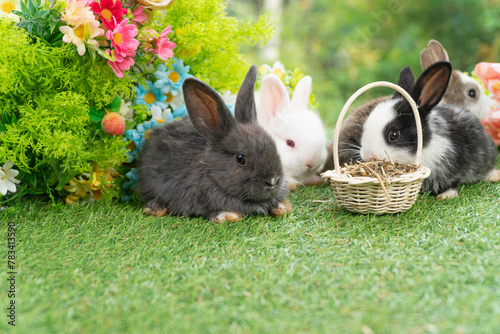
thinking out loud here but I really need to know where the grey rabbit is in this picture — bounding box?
[359,61,499,199]
[136,65,292,222]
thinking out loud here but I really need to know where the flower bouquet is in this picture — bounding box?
[0,0,274,204]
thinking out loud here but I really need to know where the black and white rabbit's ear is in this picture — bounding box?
[234,65,258,124]
[393,66,415,99]
[412,61,452,116]
[183,77,235,143]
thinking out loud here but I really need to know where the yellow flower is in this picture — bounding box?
[64,176,91,204]
[0,0,21,23]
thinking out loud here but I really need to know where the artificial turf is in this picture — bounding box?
[1,180,499,333]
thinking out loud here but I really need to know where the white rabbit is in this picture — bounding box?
[257,74,328,190]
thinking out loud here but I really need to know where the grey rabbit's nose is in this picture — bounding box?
[265,177,279,187]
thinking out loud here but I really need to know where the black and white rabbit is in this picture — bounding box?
[328,39,495,168]
[359,61,499,199]
[136,65,291,221]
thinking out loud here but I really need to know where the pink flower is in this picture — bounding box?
[90,0,127,30]
[131,6,148,25]
[482,107,500,145]
[155,26,176,60]
[474,62,500,104]
[105,49,135,78]
[106,18,139,57]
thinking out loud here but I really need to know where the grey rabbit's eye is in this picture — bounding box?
[236,154,247,165]
[467,89,477,98]
[387,130,401,142]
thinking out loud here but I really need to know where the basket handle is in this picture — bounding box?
[333,81,422,175]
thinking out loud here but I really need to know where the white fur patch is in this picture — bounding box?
[360,100,413,163]
[420,112,454,171]
[212,212,242,223]
[483,169,500,182]
[437,188,459,199]
[454,73,491,120]
[259,106,327,184]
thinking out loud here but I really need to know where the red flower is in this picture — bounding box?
[91,0,127,30]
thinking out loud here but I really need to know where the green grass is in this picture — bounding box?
[1,182,500,334]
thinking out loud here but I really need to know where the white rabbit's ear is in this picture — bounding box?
[291,75,312,111]
[260,74,291,121]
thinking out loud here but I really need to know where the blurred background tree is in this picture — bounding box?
[228,0,500,127]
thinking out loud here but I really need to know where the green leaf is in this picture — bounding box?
[88,47,97,64]
[88,107,105,123]
[125,120,136,131]
[96,47,114,61]
[26,23,34,36]
[54,172,75,191]
[27,0,37,16]
[11,10,29,19]
[20,0,29,14]
[34,10,46,18]
[48,18,57,34]
[108,95,122,113]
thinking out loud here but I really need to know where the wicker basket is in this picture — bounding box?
[321,81,431,214]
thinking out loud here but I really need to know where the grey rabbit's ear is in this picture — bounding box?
[412,61,452,117]
[234,65,258,124]
[393,66,415,99]
[182,77,235,143]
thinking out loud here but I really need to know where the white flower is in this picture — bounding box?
[119,100,135,121]
[221,90,236,105]
[136,0,172,9]
[166,91,185,110]
[259,60,286,79]
[0,0,21,23]
[0,160,20,196]
[150,105,172,124]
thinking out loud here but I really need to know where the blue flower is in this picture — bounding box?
[153,58,193,96]
[122,168,138,191]
[124,119,163,162]
[226,103,235,115]
[134,81,167,110]
[172,104,188,119]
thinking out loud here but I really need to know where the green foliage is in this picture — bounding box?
[0,20,134,198]
[13,0,64,46]
[0,92,129,193]
[155,0,274,93]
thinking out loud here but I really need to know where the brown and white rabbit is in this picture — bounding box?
[359,62,499,199]
[258,74,328,190]
[420,39,493,120]
[136,65,292,221]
